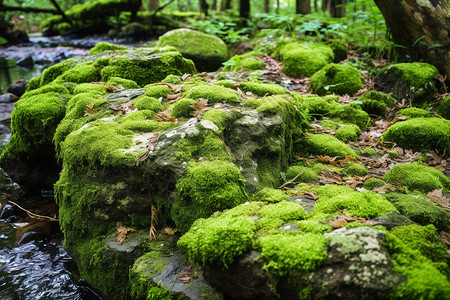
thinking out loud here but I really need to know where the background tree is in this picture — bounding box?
[296,0,311,14]
[240,0,250,21]
[199,0,208,15]
[264,0,270,13]
[374,0,450,80]
[149,0,159,11]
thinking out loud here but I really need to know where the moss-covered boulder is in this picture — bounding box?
[383,162,450,193]
[275,42,334,78]
[381,117,450,152]
[375,62,439,104]
[295,133,358,158]
[357,90,396,116]
[222,53,266,72]
[335,124,360,143]
[437,94,450,120]
[397,107,431,118]
[158,28,229,72]
[309,63,364,96]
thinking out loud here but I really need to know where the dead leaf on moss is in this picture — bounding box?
[116,222,135,245]
[156,112,176,122]
[373,184,396,194]
[161,227,178,235]
[190,98,209,118]
[439,231,450,246]
[105,86,121,93]
[109,101,136,116]
[177,265,193,283]
[427,189,450,210]
[298,191,319,200]
[84,103,97,116]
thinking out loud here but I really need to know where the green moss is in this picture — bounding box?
[256,232,327,276]
[257,201,307,229]
[385,232,450,299]
[286,165,318,182]
[212,80,236,88]
[158,28,229,71]
[134,96,163,112]
[39,58,77,87]
[363,177,385,190]
[320,119,338,130]
[239,82,286,97]
[382,117,450,152]
[173,131,231,163]
[312,188,397,219]
[309,63,363,96]
[342,161,368,177]
[363,147,377,155]
[331,104,370,128]
[384,193,450,231]
[397,107,431,118]
[387,62,438,91]
[390,225,448,268]
[223,55,266,72]
[144,84,171,99]
[335,124,360,143]
[101,51,197,86]
[162,74,182,84]
[57,62,100,84]
[358,90,396,115]
[252,187,290,203]
[276,42,334,77]
[296,95,339,116]
[185,84,240,104]
[387,151,399,159]
[172,160,248,232]
[177,215,256,266]
[437,95,450,120]
[73,83,106,95]
[384,162,450,193]
[295,220,332,234]
[241,57,266,71]
[25,76,41,92]
[105,76,138,89]
[171,99,195,118]
[295,133,358,158]
[89,42,128,55]
[201,108,238,133]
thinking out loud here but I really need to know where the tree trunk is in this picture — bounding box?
[221,0,231,11]
[264,0,270,13]
[199,0,208,16]
[296,0,311,14]
[211,0,217,10]
[322,0,328,12]
[328,0,346,17]
[240,0,250,20]
[373,0,450,80]
[149,0,159,11]
[276,0,280,13]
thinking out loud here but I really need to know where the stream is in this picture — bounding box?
[0,38,107,299]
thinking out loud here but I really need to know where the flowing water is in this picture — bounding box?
[0,47,102,299]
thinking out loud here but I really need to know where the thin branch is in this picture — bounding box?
[278,170,305,189]
[0,4,56,13]
[8,200,59,222]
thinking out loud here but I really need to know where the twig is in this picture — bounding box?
[278,170,305,189]
[7,200,59,222]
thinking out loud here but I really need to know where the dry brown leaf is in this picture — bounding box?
[161,227,178,235]
[427,189,450,209]
[149,205,157,240]
[190,98,209,118]
[105,86,121,93]
[329,219,347,228]
[181,73,191,81]
[116,222,135,245]
[373,184,396,194]
[298,191,319,200]
[156,112,177,122]
[84,103,97,116]
[439,231,450,246]
[109,101,135,116]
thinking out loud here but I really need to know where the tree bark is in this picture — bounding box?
[296,0,311,14]
[199,0,208,16]
[328,0,346,17]
[373,0,450,80]
[211,0,217,10]
[264,0,270,13]
[240,0,250,20]
[149,0,159,11]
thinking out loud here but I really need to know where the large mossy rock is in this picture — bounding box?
[178,184,450,299]
[158,28,229,72]
[375,62,439,105]
[309,63,363,96]
[0,44,196,191]
[275,42,334,78]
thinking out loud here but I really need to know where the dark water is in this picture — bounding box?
[0,58,43,95]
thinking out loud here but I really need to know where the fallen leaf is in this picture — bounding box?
[427,189,450,210]
[190,98,209,118]
[109,101,136,116]
[298,191,319,200]
[329,219,347,228]
[116,222,135,245]
[373,184,396,194]
[156,112,177,122]
[181,73,191,81]
[161,227,178,235]
[84,103,97,116]
[439,231,450,246]
[105,86,121,93]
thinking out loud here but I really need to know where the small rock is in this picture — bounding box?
[0,93,14,103]
[16,55,34,67]
[7,79,28,98]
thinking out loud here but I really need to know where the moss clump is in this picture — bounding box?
[73,83,106,95]
[162,74,182,84]
[89,42,128,55]
[384,162,450,193]
[297,95,339,116]
[239,82,286,97]
[385,232,450,299]
[382,117,450,152]
[105,76,138,89]
[25,76,41,92]
[363,147,377,155]
[172,161,248,232]
[384,193,450,231]
[57,62,100,84]
[171,98,195,118]
[257,201,307,229]
[335,124,360,143]
[390,224,448,269]
[144,84,171,99]
[376,62,439,104]
[201,108,238,133]
[252,187,290,203]
[286,165,318,182]
[397,107,431,118]
[39,58,77,87]
[295,133,358,158]
[178,214,256,266]
[321,119,338,130]
[185,84,240,104]
[101,51,197,87]
[342,161,368,177]
[310,63,363,96]
[256,232,327,277]
[332,104,370,128]
[387,151,399,159]
[357,90,396,115]
[363,177,385,190]
[276,42,334,77]
[241,57,266,71]
[312,186,397,219]
[223,54,266,72]
[437,95,450,120]
[158,28,229,72]
[134,96,163,112]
